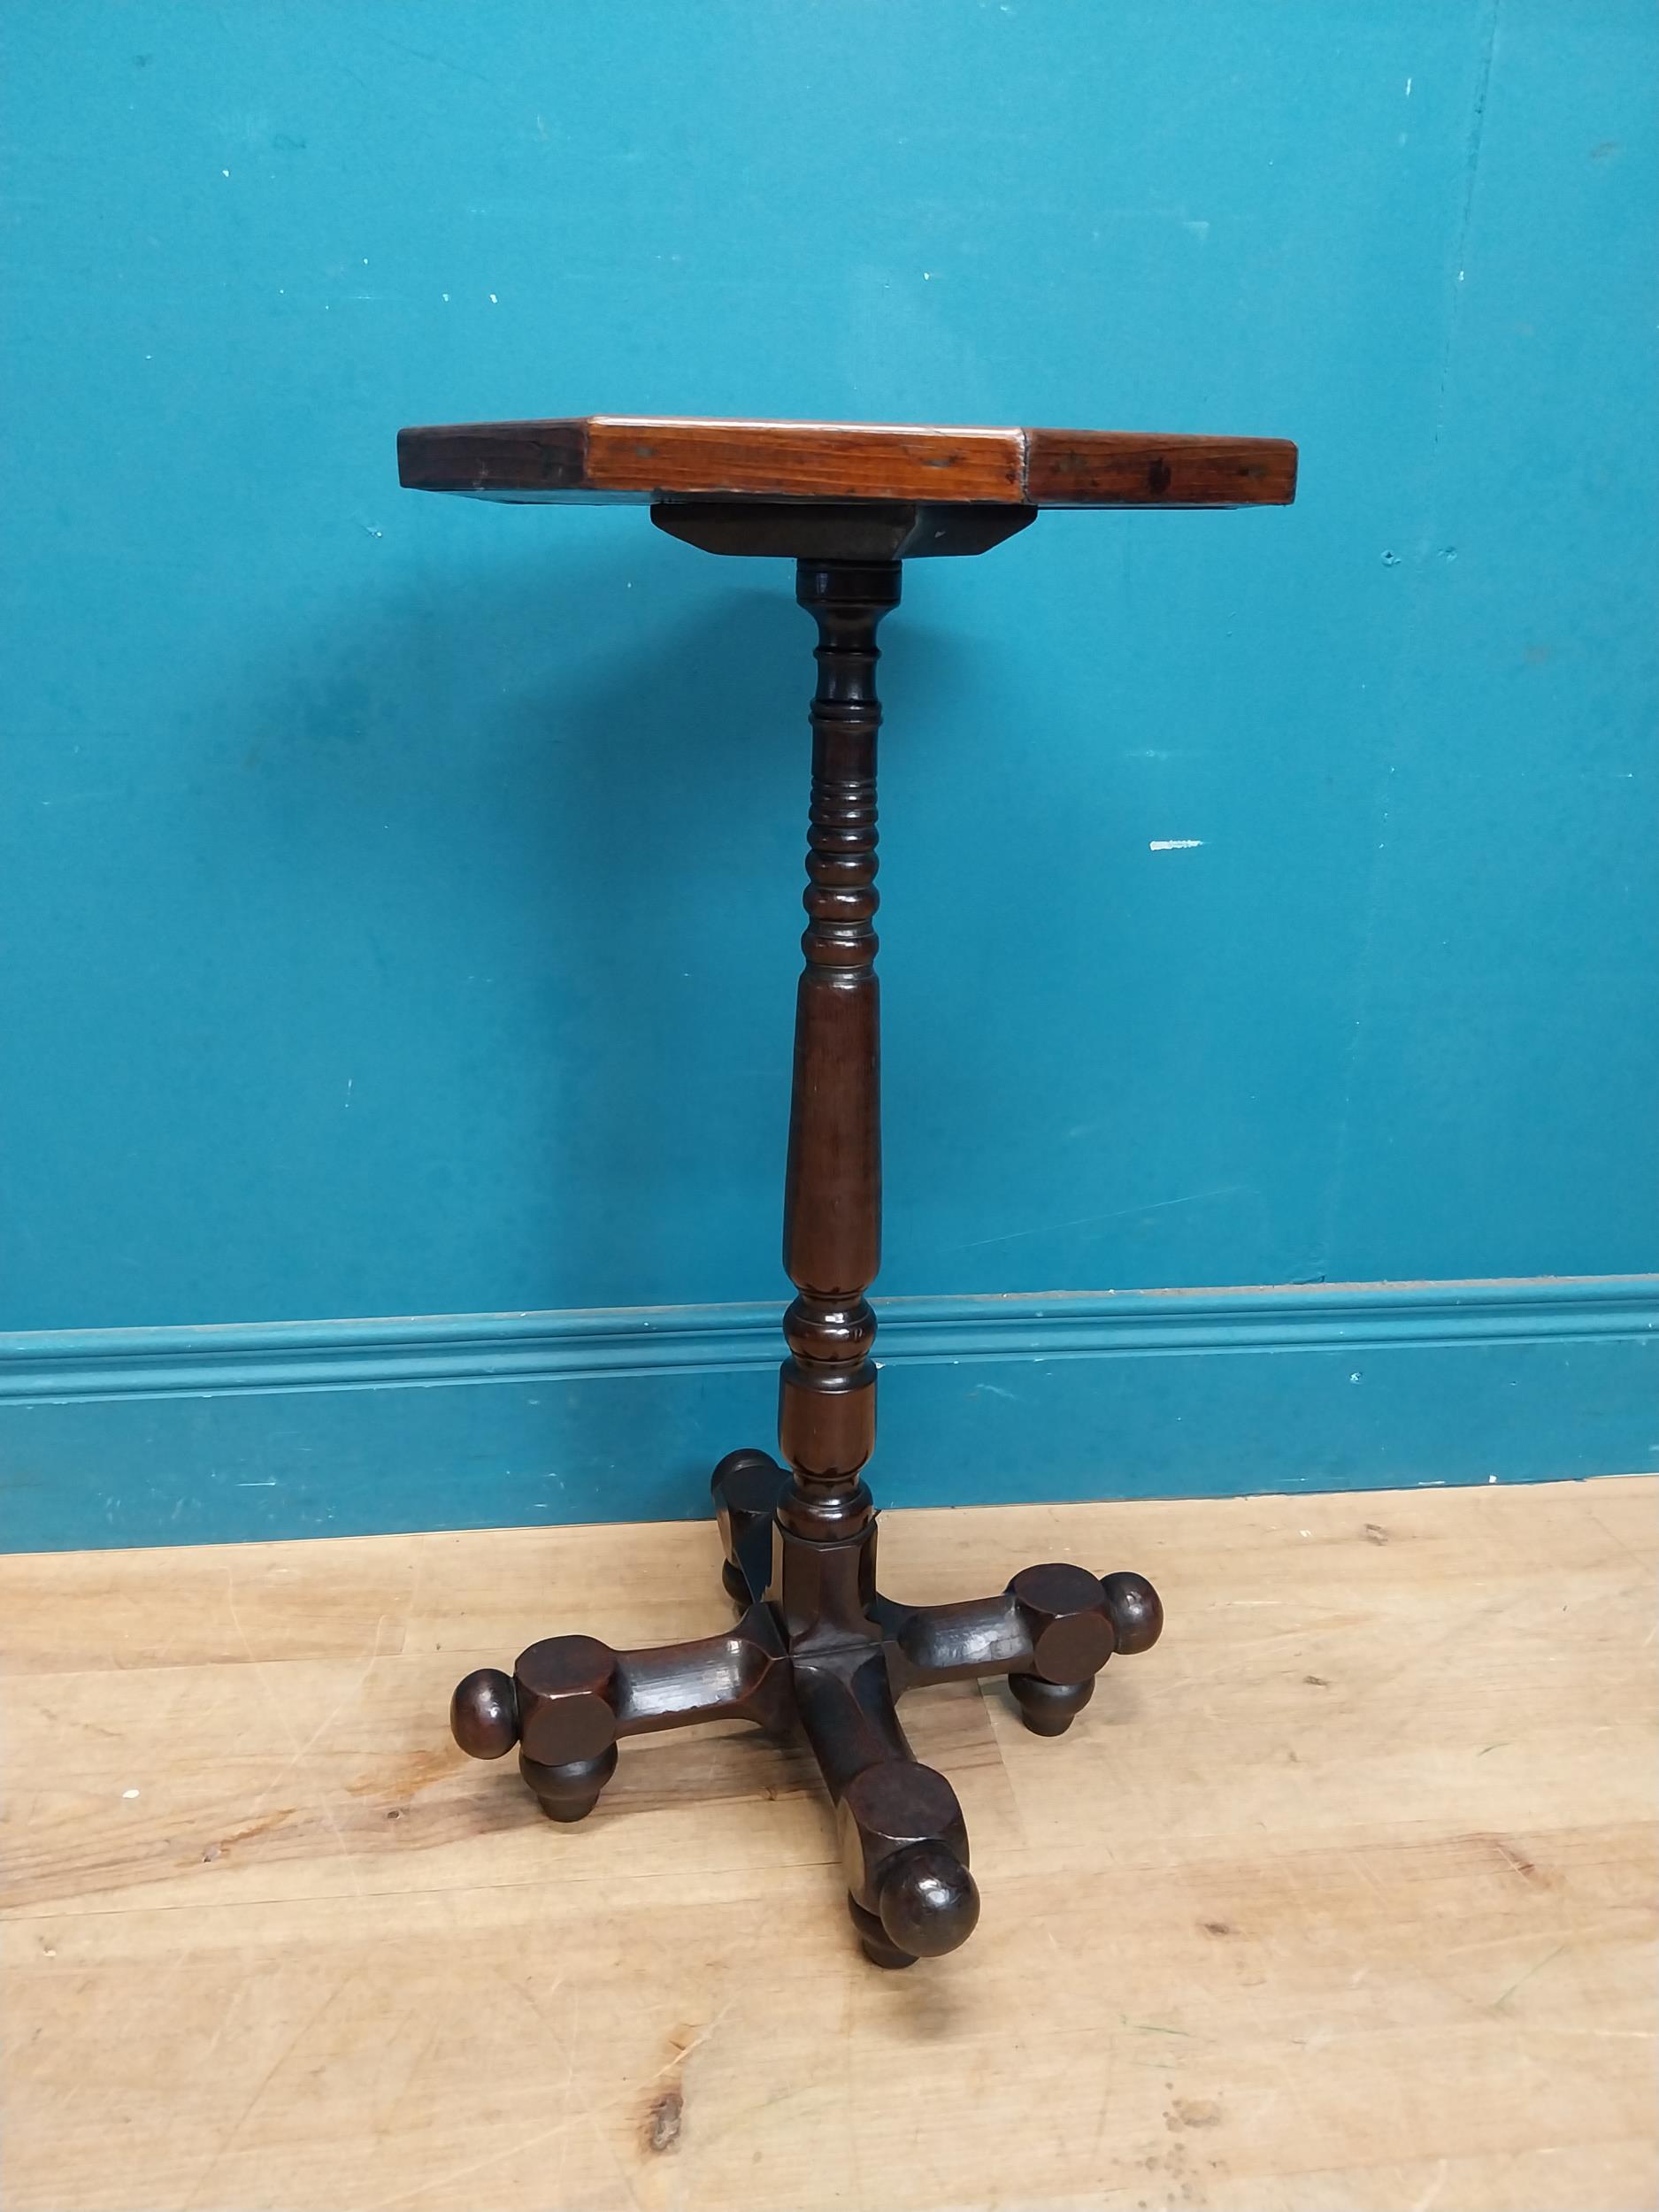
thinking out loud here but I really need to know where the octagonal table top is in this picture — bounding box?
[397,414,1296,510]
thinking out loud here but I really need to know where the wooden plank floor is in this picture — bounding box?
[2,1479,1654,2212]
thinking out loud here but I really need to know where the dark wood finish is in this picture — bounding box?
[449,1666,517,1759]
[442,550,1168,1964]
[1023,426,1295,507]
[455,1429,1161,1964]
[421,409,1292,1964]
[651,499,1038,562]
[774,561,895,1544]
[398,414,1297,510]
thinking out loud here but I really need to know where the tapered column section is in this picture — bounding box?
[777,561,899,1541]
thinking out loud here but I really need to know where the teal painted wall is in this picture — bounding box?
[3,3,1655,1546]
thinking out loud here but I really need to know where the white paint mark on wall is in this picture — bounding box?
[122,1788,140,1799]
[1149,838,1203,850]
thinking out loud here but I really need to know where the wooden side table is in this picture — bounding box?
[399,416,1297,1967]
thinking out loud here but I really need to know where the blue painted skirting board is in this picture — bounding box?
[1,1278,1654,1552]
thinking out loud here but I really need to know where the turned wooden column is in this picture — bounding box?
[777,561,898,1543]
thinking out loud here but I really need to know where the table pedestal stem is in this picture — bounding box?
[449,555,1164,1968]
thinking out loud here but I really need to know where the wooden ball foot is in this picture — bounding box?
[848,1896,919,1970]
[876,1841,980,1957]
[521,1745,618,1823]
[1101,1570,1164,1654]
[449,1667,518,1759]
[1010,1672,1095,1736]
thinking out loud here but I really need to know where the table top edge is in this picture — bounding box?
[396,416,1299,509]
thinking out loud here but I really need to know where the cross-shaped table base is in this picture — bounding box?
[452,1448,1162,1967]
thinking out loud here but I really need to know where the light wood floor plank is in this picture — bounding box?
[3,1479,1654,2210]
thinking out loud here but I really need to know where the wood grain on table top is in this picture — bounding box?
[397,413,1299,508]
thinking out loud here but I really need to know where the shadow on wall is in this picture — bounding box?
[212,540,962,1315]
